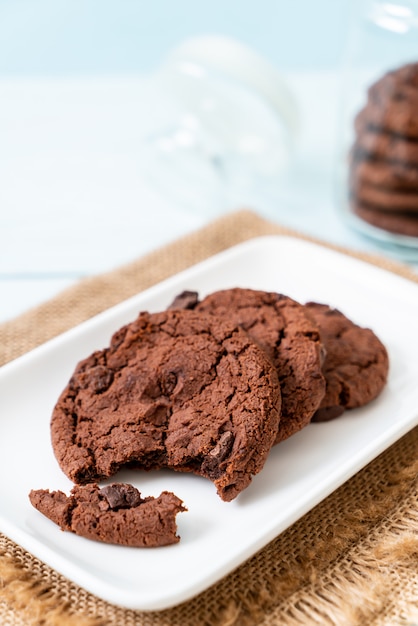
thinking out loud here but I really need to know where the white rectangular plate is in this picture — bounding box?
[1,236,418,611]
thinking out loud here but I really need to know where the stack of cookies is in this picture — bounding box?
[30,288,389,547]
[350,62,418,238]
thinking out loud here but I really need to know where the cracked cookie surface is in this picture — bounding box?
[51,309,281,501]
[305,303,389,421]
[177,288,326,443]
[29,484,186,547]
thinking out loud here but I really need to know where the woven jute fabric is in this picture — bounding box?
[1,209,417,626]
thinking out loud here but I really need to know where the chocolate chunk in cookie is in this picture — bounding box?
[167,290,199,311]
[304,303,389,422]
[193,288,326,443]
[29,484,186,547]
[51,309,281,501]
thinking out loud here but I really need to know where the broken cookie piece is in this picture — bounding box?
[29,483,186,547]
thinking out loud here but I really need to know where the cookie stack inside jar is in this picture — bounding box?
[350,62,418,240]
[336,0,418,256]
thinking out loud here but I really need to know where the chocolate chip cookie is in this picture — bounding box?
[353,182,418,213]
[51,309,281,501]
[353,128,418,168]
[366,63,418,139]
[174,288,326,443]
[350,157,418,191]
[29,484,186,547]
[369,62,418,96]
[357,93,418,140]
[351,203,418,237]
[304,303,389,422]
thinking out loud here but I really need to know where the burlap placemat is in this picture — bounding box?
[1,209,417,626]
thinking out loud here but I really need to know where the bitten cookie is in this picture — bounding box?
[51,309,281,501]
[29,484,186,547]
[171,288,326,443]
[304,303,389,422]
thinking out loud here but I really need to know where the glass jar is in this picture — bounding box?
[336,0,418,259]
[138,35,298,216]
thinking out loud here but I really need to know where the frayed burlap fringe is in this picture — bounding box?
[1,210,418,625]
[0,552,102,626]
[260,480,418,626]
[1,434,417,626]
